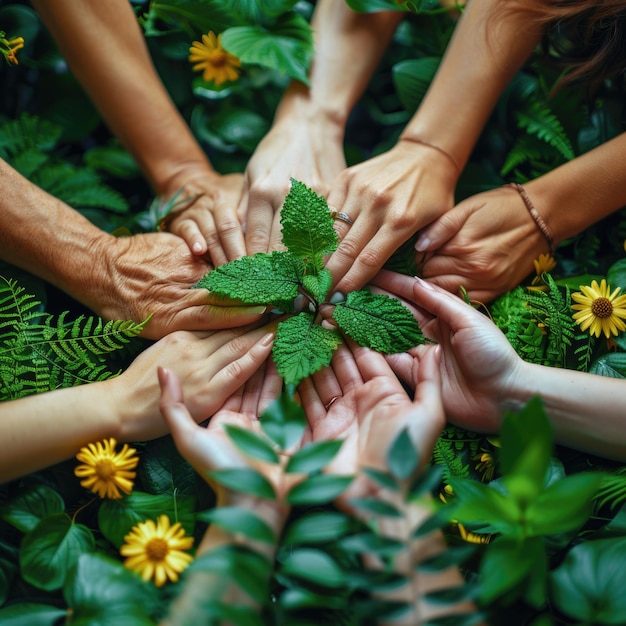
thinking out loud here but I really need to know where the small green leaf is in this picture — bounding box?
[423,584,479,605]
[208,468,276,500]
[20,514,95,591]
[260,389,307,450]
[388,427,419,480]
[392,57,440,114]
[280,548,347,588]
[339,532,405,557]
[283,512,352,545]
[197,250,302,305]
[285,440,343,474]
[409,465,445,499]
[362,467,400,492]
[348,497,403,518]
[302,269,333,302]
[333,290,424,353]
[417,544,477,573]
[280,179,338,258]
[1,484,65,533]
[286,474,353,506]
[0,603,67,625]
[273,312,343,386]
[224,425,279,464]
[197,506,277,544]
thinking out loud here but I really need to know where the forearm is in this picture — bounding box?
[509,362,626,461]
[526,133,626,243]
[32,0,214,193]
[401,0,544,170]
[0,381,120,483]
[274,0,403,130]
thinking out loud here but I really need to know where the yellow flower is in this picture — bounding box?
[533,253,556,276]
[74,438,139,499]
[188,31,240,86]
[120,515,194,587]
[571,279,626,338]
[1,35,24,65]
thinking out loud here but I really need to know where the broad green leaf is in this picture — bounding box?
[99,491,196,548]
[550,537,626,624]
[0,553,16,606]
[260,389,307,451]
[222,13,313,84]
[449,478,521,534]
[227,0,299,23]
[282,511,352,545]
[348,497,403,518]
[1,484,64,533]
[197,506,277,544]
[526,472,602,536]
[208,468,276,500]
[196,250,301,305]
[279,588,346,610]
[478,536,546,605]
[285,440,343,474]
[224,425,279,464]
[590,352,626,378]
[138,435,196,496]
[345,0,422,12]
[273,312,343,386]
[0,603,67,625]
[388,427,419,480]
[286,474,353,506]
[302,269,333,303]
[280,179,338,259]
[392,57,440,114]
[190,545,271,605]
[333,290,424,353]
[20,514,95,591]
[607,258,626,293]
[64,553,157,625]
[280,548,347,588]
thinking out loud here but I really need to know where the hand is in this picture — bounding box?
[85,231,266,340]
[371,270,527,432]
[298,338,445,507]
[107,324,275,442]
[239,110,346,255]
[417,185,547,302]
[158,166,246,266]
[324,139,457,295]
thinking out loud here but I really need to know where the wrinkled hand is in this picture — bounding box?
[371,270,526,432]
[417,185,547,302]
[324,139,457,295]
[240,113,346,255]
[89,231,266,339]
[109,324,275,442]
[159,166,246,266]
[298,338,444,509]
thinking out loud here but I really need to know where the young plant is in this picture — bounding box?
[196,179,424,386]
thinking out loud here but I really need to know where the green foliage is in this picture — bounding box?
[0,276,148,399]
[199,179,424,386]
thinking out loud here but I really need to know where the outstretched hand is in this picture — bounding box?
[371,270,526,432]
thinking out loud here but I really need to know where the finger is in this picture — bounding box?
[244,196,275,255]
[171,218,210,257]
[329,341,364,392]
[309,360,342,409]
[414,205,467,252]
[257,359,283,416]
[214,208,247,263]
[369,269,420,303]
[169,300,268,333]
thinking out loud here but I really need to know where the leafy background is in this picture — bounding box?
[1,0,626,624]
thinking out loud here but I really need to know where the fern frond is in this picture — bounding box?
[516,101,575,162]
[0,114,61,159]
[595,473,626,510]
[500,135,544,177]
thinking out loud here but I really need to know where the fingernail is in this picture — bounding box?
[415,235,429,252]
[260,332,275,346]
[247,305,268,314]
[414,276,434,290]
[192,242,203,254]
[329,291,346,304]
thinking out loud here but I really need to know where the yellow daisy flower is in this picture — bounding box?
[74,438,139,499]
[533,253,556,276]
[120,515,194,587]
[188,31,241,86]
[571,279,626,338]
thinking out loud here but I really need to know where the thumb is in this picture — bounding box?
[415,205,467,252]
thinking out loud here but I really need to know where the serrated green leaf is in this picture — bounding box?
[208,468,276,500]
[302,269,333,303]
[285,440,343,474]
[20,514,95,591]
[280,548,347,588]
[1,484,65,533]
[260,389,307,450]
[388,427,419,480]
[286,474,353,506]
[282,511,352,545]
[196,250,302,305]
[224,425,279,464]
[333,290,424,353]
[280,179,338,258]
[273,313,343,386]
[197,506,277,544]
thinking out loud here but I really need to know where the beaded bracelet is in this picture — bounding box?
[506,182,555,255]
[399,136,461,175]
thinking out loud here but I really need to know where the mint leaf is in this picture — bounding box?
[196,251,302,306]
[333,290,424,353]
[273,312,342,386]
[281,179,338,260]
[302,269,333,303]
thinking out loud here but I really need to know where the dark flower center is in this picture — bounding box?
[592,297,613,319]
[146,537,169,561]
